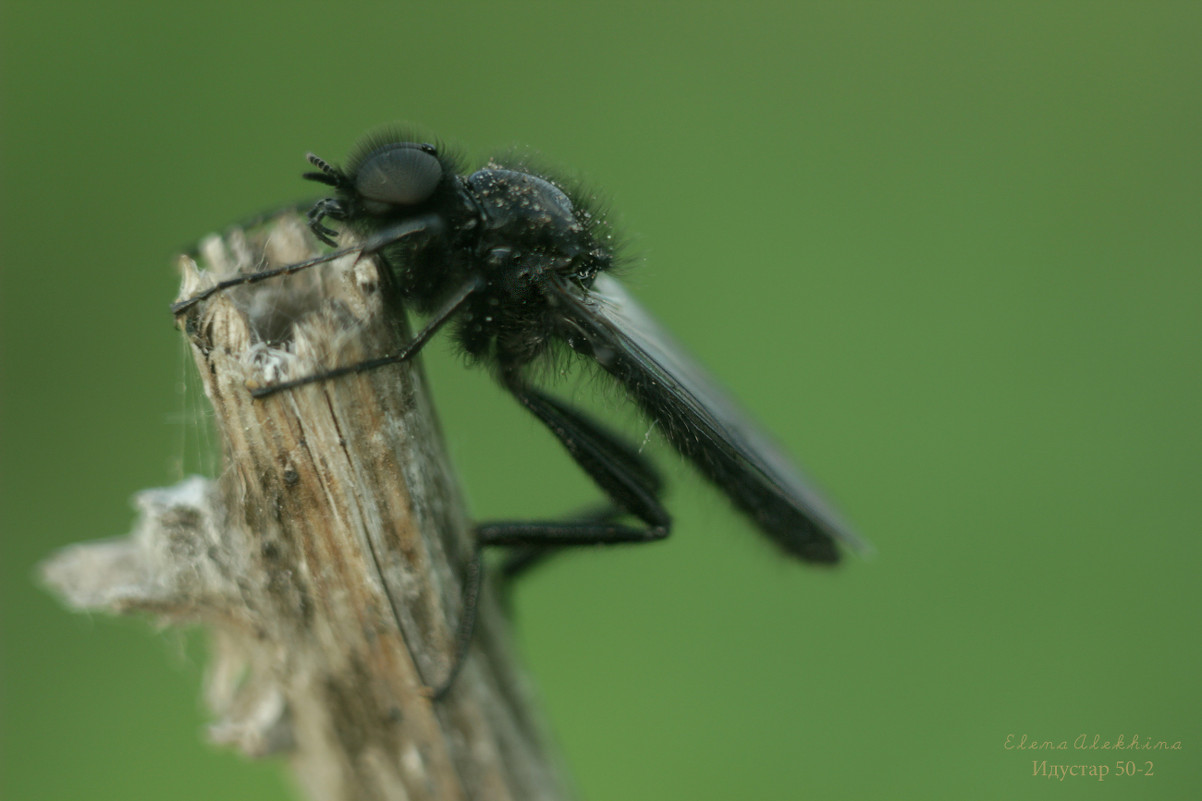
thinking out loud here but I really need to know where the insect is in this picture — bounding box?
[174,133,866,695]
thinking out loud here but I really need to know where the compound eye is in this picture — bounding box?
[354,144,443,210]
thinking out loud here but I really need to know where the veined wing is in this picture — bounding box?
[554,273,868,562]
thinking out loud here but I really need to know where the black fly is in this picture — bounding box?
[174,134,867,695]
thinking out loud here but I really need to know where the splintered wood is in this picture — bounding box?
[42,215,569,801]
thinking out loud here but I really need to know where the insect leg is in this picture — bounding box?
[306,197,348,245]
[429,384,672,699]
[171,215,443,314]
[498,503,624,580]
[494,388,666,579]
[502,381,669,530]
[250,276,484,398]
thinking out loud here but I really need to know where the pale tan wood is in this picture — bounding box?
[42,215,570,801]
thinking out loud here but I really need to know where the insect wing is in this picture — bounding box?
[558,273,868,556]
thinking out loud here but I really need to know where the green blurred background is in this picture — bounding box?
[3,3,1199,799]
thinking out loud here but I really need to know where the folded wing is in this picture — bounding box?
[555,273,868,563]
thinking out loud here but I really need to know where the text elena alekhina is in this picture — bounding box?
[1003,734,1183,782]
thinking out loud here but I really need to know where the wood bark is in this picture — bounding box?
[41,215,570,801]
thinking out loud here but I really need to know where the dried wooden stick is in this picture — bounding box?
[41,215,570,801]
